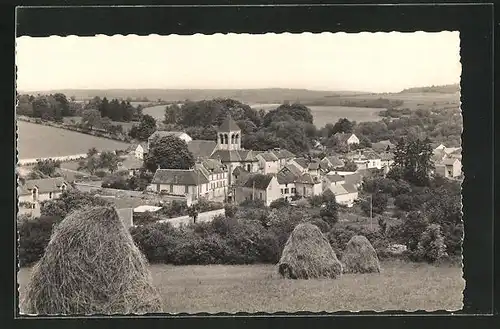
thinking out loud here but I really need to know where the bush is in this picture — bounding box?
[270,197,290,209]
[94,170,107,178]
[307,217,331,233]
[224,204,238,218]
[18,216,61,267]
[239,199,267,208]
[327,224,387,259]
[414,224,447,263]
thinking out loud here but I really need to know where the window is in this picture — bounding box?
[284,188,289,194]
[291,188,296,194]
[303,186,306,195]
[49,192,53,199]
[61,184,66,191]
[259,192,263,200]
[281,188,284,194]
[169,184,173,193]
[247,164,251,172]
[185,185,189,194]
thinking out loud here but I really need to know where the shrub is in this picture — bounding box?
[269,197,290,209]
[360,192,389,216]
[327,224,387,259]
[414,224,447,263]
[319,199,339,226]
[239,199,266,208]
[94,170,107,178]
[224,204,238,218]
[307,217,331,233]
[18,216,61,267]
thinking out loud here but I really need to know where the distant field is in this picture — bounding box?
[143,104,382,126]
[17,121,131,159]
[17,261,463,313]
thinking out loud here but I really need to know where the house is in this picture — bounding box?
[256,151,280,174]
[307,160,322,177]
[343,172,363,188]
[320,156,345,171]
[349,149,382,170]
[18,177,70,209]
[276,165,300,201]
[195,159,229,201]
[118,156,143,176]
[187,140,218,160]
[435,158,462,179]
[148,168,209,204]
[147,131,192,149]
[323,173,346,190]
[323,182,359,207]
[334,133,360,145]
[270,148,296,169]
[294,173,323,198]
[134,143,148,160]
[234,174,281,206]
[443,147,462,160]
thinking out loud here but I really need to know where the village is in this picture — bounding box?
[17,113,463,229]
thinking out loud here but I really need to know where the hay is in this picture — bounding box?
[21,206,163,315]
[278,223,342,279]
[342,235,381,274]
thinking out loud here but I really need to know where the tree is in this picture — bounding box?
[98,151,120,173]
[164,104,182,125]
[360,192,389,216]
[415,224,447,263]
[33,159,61,177]
[78,156,99,175]
[319,194,339,225]
[336,159,357,172]
[389,137,434,186]
[81,109,102,131]
[87,147,98,157]
[270,198,290,209]
[262,103,314,126]
[144,135,195,171]
[332,118,355,134]
[130,114,157,141]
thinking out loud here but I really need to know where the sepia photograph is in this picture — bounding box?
[16,31,464,314]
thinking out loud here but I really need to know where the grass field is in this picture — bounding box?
[17,121,131,159]
[17,261,463,313]
[143,104,382,127]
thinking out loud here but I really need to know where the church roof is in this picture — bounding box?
[218,115,241,132]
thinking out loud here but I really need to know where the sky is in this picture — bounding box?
[16,32,461,93]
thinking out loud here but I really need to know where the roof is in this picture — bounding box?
[233,166,251,186]
[325,173,344,183]
[243,174,274,189]
[342,183,358,194]
[258,152,279,162]
[148,131,187,142]
[218,115,241,132]
[240,150,260,162]
[344,173,362,185]
[272,149,295,159]
[188,140,218,159]
[119,156,143,170]
[334,133,356,143]
[137,142,149,152]
[211,150,242,162]
[321,156,344,168]
[199,158,226,174]
[151,169,209,185]
[292,158,309,170]
[18,177,68,196]
[295,173,320,185]
[372,140,395,151]
[444,147,461,155]
[277,166,300,185]
[285,163,303,176]
[308,161,320,170]
[363,150,381,160]
[442,157,460,165]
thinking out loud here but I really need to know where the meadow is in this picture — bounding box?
[143,104,382,127]
[17,121,131,159]
[18,261,463,313]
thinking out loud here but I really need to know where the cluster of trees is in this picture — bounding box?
[128,114,157,141]
[144,135,195,171]
[78,148,122,175]
[387,137,434,186]
[102,170,153,191]
[84,96,142,122]
[17,93,77,122]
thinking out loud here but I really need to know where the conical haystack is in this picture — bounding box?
[21,206,163,315]
[342,235,381,274]
[278,223,342,279]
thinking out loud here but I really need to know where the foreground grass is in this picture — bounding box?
[18,260,463,314]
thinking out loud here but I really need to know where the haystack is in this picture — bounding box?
[342,235,381,274]
[21,206,163,315]
[278,223,342,279]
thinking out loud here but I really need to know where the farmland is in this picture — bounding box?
[143,104,383,127]
[17,121,131,159]
[17,260,464,313]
